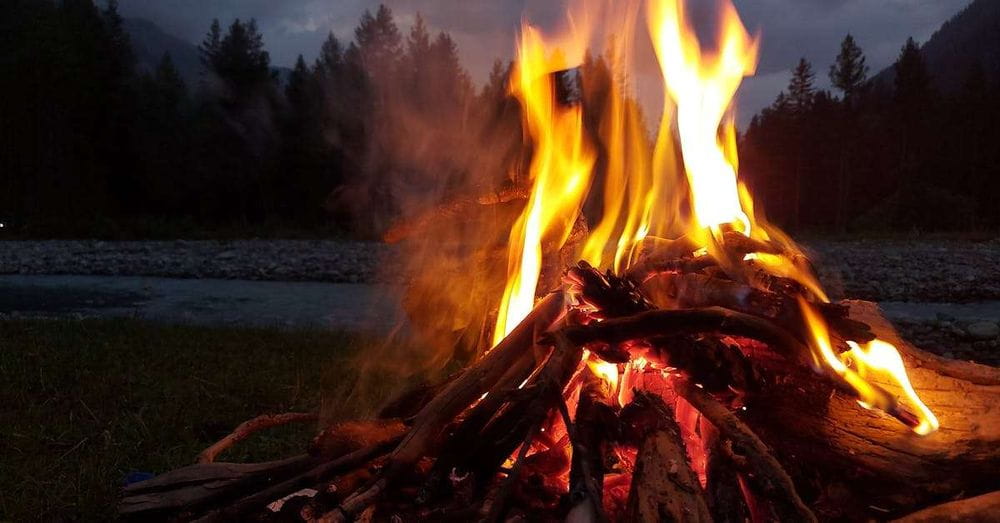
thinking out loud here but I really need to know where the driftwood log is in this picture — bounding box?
[742,300,1000,520]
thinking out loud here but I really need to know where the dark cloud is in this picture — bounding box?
[118,0,972,123]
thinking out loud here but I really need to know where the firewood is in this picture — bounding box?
[620,392,712,523]
[198,433,405,522]
[119,455,318,517]
[670,376,817,522]
[197,412,318,464]
[704,438,750,523]
[741,300,1000,520]
[327,293,567,522]
[558,306,813,367]
[891,490,1000,523]
[644,335,759,394]
[310,418,408,460]
[565,368,617,523]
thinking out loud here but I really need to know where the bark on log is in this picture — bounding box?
[741,300,1000,520]
[892,490,1000,523]
[566,368,616,523]
[621,392,712,523]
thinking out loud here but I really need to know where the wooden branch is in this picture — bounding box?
[892,491,1000,523]
[482,418,544,523]
[197,412,317,464]
[559,306,811,366]
[705,438,750,523]
[309,418,408,460]
[671,376,817,523]
[329,292,565,521]
[564,368,615,523]
[621,392,711,523]
[120,455,318,516]
[203,433,405,522]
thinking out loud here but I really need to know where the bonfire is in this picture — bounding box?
[121,0,1000,521]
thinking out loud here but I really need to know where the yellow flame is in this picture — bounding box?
[493,0,938,436]
[493,25,596,345]
[845,340,940,435]
[799,298,938,434]
[587,359,620,392]
[648,0,757,240]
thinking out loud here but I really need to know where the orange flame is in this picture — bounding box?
[493,24,596,345]
[494,0,937,435]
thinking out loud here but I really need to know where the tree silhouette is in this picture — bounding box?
[788,58,816,115]
[829,34,868,101]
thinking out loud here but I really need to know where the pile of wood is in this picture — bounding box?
[120,236,1000,522]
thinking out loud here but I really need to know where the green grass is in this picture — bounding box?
[0,319,366,521]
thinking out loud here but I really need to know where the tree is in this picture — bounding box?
[315,32,344,76]
[787,58,815,114]
[354,5,402,81]
[829,34,868,100]
[894,37,932,108]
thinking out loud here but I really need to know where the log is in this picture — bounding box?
[621,392,711,523]
[704,438,750,523]
[892,490,1000,523]
[740,300,1000,520]
[566,368,617,523]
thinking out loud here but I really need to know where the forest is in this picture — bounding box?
[2,0,998,237]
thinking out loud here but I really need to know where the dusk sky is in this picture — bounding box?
[119,0,972,125]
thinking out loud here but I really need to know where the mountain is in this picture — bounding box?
[124,17,294,90]
[872,0,1000,92]
[125,17,203,89]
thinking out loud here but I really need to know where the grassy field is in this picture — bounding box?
[0,319,369,521]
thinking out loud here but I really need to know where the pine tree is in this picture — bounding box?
[829,34,868,100]
[315,32,344,76]
[354,5,402,78]
[200,19,222,68]
[894,37,932,108]
[787,58,815,114]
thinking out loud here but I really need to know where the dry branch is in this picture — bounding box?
[197,412,318,464]
[565,368,616,523]
[671,376,817,523]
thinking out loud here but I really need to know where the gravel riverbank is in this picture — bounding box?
[2,238,999,302]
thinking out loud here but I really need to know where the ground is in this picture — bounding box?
[0,320,372,521]
[1,238,999,519]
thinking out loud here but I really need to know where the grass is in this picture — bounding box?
[0,319,366,521]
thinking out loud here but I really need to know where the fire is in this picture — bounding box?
[492,24,596,345]
[845,340,939,435]
[493,0,937,434]
[800,298,939,434]
[648,0,757,239]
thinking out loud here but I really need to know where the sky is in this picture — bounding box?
[118,0,972,126]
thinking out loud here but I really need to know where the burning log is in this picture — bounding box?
[565,367,617,522]
[741,300,1000,520]
[620,392,712,522]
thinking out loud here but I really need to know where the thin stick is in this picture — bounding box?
[201,433,405,522]
[197,412,318,464]
[482,418,544,523]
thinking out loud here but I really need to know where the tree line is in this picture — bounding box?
[3,1,996,237]
[740,35,1000,232]
[0,1,509,237]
